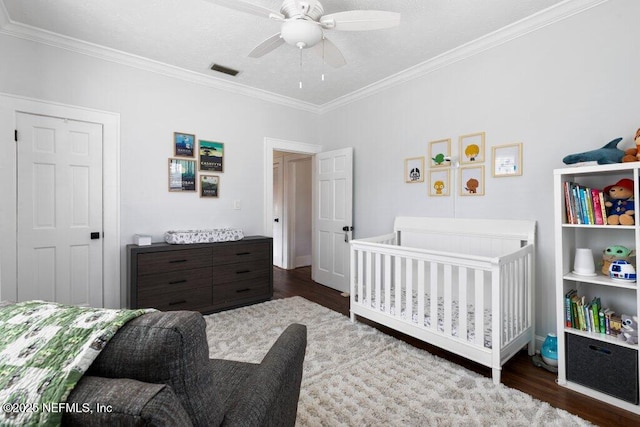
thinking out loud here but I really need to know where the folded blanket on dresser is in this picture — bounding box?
[0,301,149,426]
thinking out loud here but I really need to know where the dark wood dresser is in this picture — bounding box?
[127,236,273,313]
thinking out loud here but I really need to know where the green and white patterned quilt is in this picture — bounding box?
[0,301,149,426]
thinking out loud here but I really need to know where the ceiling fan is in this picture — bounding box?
[206,0,401,68]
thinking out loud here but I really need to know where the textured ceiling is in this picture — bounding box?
[1,0,567,106]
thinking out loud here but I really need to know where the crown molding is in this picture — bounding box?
[0,0,607,115]
[318,0,608,113]
[0,7,322,114]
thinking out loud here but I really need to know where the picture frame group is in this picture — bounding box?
[410,130,524,199]
[169,132,225,196]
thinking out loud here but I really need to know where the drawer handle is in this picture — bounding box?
[236,252,251,256]
[236,288,251,293]
[588,344,612,355]
[169,279,187,285]
[169,260,188,264]
[236,270,251,274]
[168,300,187,306]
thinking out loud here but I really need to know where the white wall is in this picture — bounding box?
[0,33,318,305]
[318,0,640,337]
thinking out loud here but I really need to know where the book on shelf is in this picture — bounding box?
[563,181,607,225]
[564,289,619,335]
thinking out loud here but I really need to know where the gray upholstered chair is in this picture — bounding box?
[63,311,307,426]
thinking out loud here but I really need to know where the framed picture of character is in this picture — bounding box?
[460,165,485,196]
[459,132,485,164]
[429,169,450,197]
[405,157,425,183]
[429,138,451,168]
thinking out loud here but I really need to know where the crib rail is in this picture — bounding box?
[349,235,534,356]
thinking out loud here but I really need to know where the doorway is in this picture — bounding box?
[264,138,354,293]
[273,151,312,269]
[263,138,321,271]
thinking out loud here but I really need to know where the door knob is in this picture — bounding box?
[342,226,353,232]
[90,232,100,240]
[274,218,280,223]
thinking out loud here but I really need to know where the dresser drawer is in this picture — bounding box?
[138,285,212,312]
[212,242,270,266]
[212,280,271,305]
[137,267,212,293]
[212,262,270,285]
[137,248,212,275]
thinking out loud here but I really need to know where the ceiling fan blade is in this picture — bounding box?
[320,10,400,31]
[311,37,346,68]
[204,0,284,20]
[248,33,285,58]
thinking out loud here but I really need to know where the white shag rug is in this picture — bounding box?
[204,297,592,426]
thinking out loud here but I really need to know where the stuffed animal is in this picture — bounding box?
[621,128,640,162]
[601,245,636,275]
[604,178,635,225]
[619,314,639,345]
[562,138,624,165]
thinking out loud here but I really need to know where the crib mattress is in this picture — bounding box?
[164,228,244,244]
[361,295,492,348]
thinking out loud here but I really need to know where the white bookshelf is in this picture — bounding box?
[554,163,640,414]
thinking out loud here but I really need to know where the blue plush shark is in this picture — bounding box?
[562,138,625,165]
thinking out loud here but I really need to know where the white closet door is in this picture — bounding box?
[17,112,103,306]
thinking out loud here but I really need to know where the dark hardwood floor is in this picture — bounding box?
[273,266,640,427]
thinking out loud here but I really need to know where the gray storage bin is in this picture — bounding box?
[566,333,638,404]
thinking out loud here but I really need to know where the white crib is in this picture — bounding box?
[349,217,536,384]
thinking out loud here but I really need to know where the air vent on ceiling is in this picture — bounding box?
[210,64,240,76]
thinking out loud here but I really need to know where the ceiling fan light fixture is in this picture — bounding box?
[281,19,323,49]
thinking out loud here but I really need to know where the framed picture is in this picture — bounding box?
[492,143,523,177]
[199,140,224,172]
[460,165,485,196]
[200,174,220,198]
[429,138,451,167]
[405,157,425,183]
[459,132,485,164]
[168,158,196,192]
[429,169,450,196]
[173,132,195,157]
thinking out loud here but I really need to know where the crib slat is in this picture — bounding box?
[475,269,484,347]
[506,263,513,342]
[430,261,438,331]
[459,267,468,343]
[406,258,413,322]
[375,252,382,311]
[443,264,452,336]
[395,256,402,318]
[384,254,392,314]
[357,250,364,304]
[417,260,425,328]
[366,251,373,308]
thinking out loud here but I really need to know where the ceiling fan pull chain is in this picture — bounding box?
[299,46,303,89]
[321,37,325,81]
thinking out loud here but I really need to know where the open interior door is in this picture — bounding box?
[312,147,353,293]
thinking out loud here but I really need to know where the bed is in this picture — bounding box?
[349,217,536,384]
